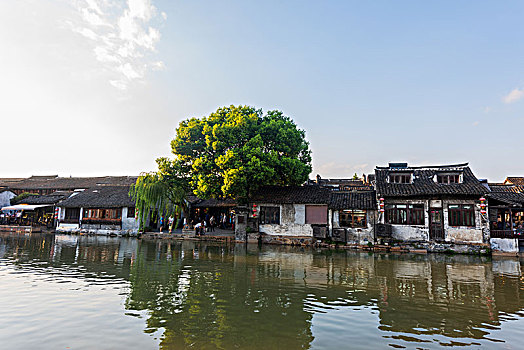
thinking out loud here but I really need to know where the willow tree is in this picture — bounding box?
[130,157,190,229]
[171,105,312,201]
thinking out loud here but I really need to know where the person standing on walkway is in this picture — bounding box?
[159,216,164,233]
[221,213,227,229]
[168,215,174,234]
[210,215,215,232]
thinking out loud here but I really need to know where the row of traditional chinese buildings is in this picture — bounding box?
[237,162,524,255]
[1,162,524,254]
[0,176,139,234]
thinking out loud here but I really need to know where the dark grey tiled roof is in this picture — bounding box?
[329,191,377,210]
[185,195,201,205]
[487,184,524,206]
[375,164,487,197]
[19,192,71,205]
[0,178,24,187]
[193,198,237,208]
[59,186,135,208]
[251,185,330,204]
[505,177,524,186]
[6,176,137,191]
[307,178,373,191]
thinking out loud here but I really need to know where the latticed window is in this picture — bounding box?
[83,208,122,220]
[339,210,367,228]
[437,174,461,184]
[259,206,280,225]
[385,204,424,225]
[388,173,412,184]
[448,204,475,227]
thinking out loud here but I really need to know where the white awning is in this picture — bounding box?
[1,204,52,211]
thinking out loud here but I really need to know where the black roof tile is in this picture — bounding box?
[251,185,330,204]
[6,176,137,191]
[375,164,487,197]
[193,198,237,208]
[19,192,71,205]
[329,191,377,210]
[59,186,135,208]
[487,184,524,206]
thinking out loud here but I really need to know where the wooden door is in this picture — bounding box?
[429,209,444,241]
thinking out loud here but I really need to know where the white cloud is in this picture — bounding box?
[71,0,166,90]
[109,79,128,90]
[86,0,104,15]
[118,62,143,80]
[128,0,154,20]
[503,88,524,104]
[81,8,111,27]
[152,61,166,71]
[74,27,98,40]
[94,46,119,63]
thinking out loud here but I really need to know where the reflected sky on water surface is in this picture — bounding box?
[1,233,524,349]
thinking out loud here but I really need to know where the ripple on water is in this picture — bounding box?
[1,235,524,349]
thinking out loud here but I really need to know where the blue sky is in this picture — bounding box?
[1,0,523,181]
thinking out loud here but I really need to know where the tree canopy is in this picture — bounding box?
[171,105,312,201]
[10,192,38,205]
[131,105,312,220]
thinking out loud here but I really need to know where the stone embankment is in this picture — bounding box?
[141,232,235,244]
[314,242,491,255]
[140,231,493,256]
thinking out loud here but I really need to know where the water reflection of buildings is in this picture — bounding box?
[265,250,519,338]
[1,234,524,348]
[120,242,524,349]
[0,233,138,280]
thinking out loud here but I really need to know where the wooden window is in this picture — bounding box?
[259,206,280,225]
[65,208,80,220]
[448,204,475,227]
[389,174,412,184]
[127,207,135,218]
[437,174,461,184]
[306,205,328,224]
[339,210,367,228]
[385,204,424,225]
[83,208,122,220]
[109,209,122,219]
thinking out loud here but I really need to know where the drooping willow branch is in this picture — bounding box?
[130,169,188,230]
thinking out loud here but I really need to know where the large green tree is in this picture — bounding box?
[172,105,312,201]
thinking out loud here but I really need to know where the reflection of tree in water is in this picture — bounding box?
[126,241,314,349]
[2,233,524,348]
[123,241,524,349]
[124,241,524,349]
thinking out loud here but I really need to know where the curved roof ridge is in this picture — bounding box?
[376,162,469,170]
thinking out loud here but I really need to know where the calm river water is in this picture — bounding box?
[1,233,524,349]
